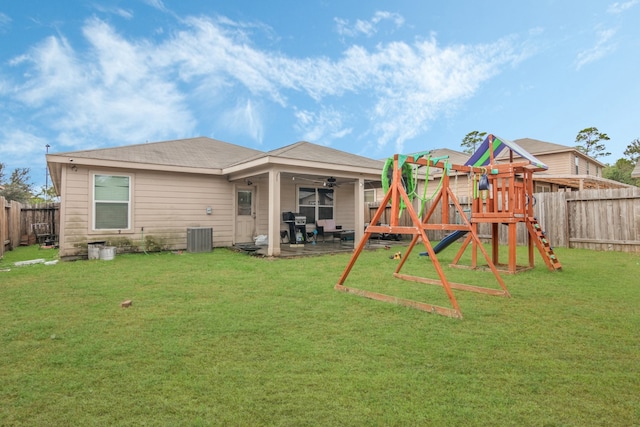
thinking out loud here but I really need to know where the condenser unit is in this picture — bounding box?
[187,227,213,253]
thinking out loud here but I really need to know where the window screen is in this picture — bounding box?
[94,174,130,229]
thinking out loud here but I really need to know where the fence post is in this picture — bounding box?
[0,196,5,258]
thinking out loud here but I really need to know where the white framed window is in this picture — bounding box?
[93,174,131,230]
[535,183,551,193]
[364,188,375,204]
[298,187,334,223]
[575,156,579,174]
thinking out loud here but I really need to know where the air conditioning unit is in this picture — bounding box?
[187,227,213,253]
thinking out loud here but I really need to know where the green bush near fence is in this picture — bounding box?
[0,245,639,426]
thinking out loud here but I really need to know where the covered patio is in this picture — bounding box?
[235,234,404,257]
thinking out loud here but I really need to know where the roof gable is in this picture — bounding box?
[262,141,385,169]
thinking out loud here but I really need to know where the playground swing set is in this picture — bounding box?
[335,134,562,319]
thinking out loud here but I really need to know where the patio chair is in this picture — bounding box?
[315,219,342,242]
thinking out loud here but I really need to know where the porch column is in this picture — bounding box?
[267,169,281,257]
[354,177,365,243]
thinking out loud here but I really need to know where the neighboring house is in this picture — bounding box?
[501,138,629,191]
[632,161,640,179]
[46,137,385,259]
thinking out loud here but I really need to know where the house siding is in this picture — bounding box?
[58,165,234,258]
[280,181,298,225]
[132,170,234,249]
[61,167,91,255]
[535,152,573,174]
[335,183,356,230]
[254,183,269,237]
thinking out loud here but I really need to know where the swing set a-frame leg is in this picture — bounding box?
[336,166,463,318]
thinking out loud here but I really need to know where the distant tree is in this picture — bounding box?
[0,167,34,203]
[0,162,5,183]
[603,158,639,187]
[461,131,487,154]
[32,185,60,203]
[623,138,640,163]
[574,127,611,159]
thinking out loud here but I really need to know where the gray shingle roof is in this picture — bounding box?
[511,137,606,167]
[512,138,576,155]
[426,148,470,165]
[54,137,264,169]
[263,141,385,169]
[51,137,385,171]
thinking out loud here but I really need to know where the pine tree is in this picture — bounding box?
[623,138,640,163]
[574,127,611,159]
[461,131,487,154]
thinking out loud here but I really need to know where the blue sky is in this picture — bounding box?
[1,0,639,189]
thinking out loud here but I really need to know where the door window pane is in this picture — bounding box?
[237,190,252,216]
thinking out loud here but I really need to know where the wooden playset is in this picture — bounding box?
[335,134,561,318]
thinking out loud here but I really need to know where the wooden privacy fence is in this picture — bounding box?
[366,187,640,253]
[473,188,640,252]
[1,198,60,259]
[537,187,640,252]
[1,196,21,259]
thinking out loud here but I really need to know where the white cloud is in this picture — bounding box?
[294,107,352,144]
[608,0,639,14]
[143,0,169,13]
[219,99,265,144]
[0,12,11,32]
[93,5,134,20]
[156,16,288,106]
[335,11,405,38]
[0,128,48,166]
[10,18,195,150]
[5,13,522,158]
[575,27,617,70]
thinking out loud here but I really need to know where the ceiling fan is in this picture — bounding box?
[324,177,338,187]
[292,176,340,187]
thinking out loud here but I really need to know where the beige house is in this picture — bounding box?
[502,138,628,191]
[47,137,385,259]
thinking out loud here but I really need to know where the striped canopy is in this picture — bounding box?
[465,134,548,170]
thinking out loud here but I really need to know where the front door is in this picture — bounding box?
[235,188,255,243]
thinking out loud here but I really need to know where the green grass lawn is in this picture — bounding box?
[1,244,639,426]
